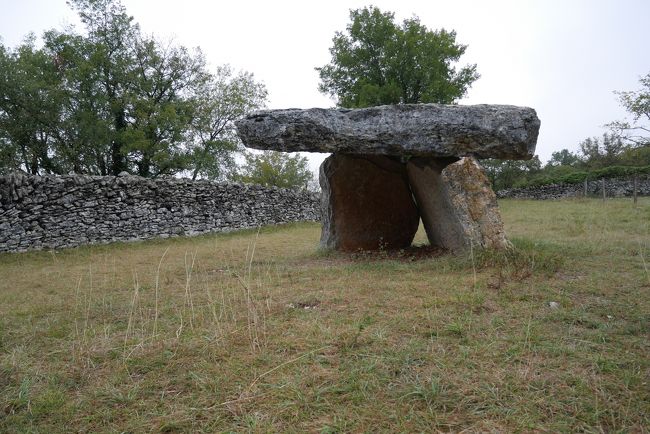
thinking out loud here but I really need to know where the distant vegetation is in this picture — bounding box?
[484,72,650,190]
[232,151,316,191]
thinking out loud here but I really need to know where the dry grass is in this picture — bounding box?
[0,198,649,432]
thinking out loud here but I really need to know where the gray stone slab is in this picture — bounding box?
[236,104,540,159]
[407,157,511,252]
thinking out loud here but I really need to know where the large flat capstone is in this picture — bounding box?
[236,104,540,159]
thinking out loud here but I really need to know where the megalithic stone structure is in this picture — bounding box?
[236,104,540,252]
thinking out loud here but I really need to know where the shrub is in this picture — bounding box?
[508,165,650,188]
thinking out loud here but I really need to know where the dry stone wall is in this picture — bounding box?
[496,175,650,200]
[0,172,320,253]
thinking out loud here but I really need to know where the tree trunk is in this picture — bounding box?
[110,109,128,175]
[96,150,107,176]
[137,157,151,178]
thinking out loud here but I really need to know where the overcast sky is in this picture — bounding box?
[2,0,649,171]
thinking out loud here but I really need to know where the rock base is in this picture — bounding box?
[319,154,419,251]
[320,154,510,252]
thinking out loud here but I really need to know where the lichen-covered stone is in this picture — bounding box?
[407,157,510,251]
[236,104,540,159]
[320,154,419,251]
[441,157,511,250]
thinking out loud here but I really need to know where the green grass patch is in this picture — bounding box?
[0,198,648,432]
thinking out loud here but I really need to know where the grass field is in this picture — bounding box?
[0,198,649,432]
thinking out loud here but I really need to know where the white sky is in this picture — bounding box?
[1,0,649,172]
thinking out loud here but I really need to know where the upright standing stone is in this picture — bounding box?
[407,156,510,252]
[407,157,468,252]
[442,157,511,250]
[320,154,419,251]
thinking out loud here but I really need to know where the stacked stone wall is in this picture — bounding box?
[0,172,320,253]
[496,175,650,200]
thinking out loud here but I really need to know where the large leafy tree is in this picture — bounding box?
[0,0,265,178]
[0,36,67,174]
[124,37,209,177]
[316,6,479,108]
[233,151,314,190]
[188,66,267,181]
[62,0,211,177]
[41,28,115,175]
[65,0,139,175]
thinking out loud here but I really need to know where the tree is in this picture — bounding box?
[64,0,213,177]
[547,149,580,167]
[617,144,650,166]
[66,0,140,175]
[578,136,600,166]
[577,133,624,169]
[600,133,624,166]
[608,72,650,147]
[0,0,265,178]
[43,28,123,175]
[0,36,66,174]
[123,37,209,177]
[187,66,267,181]
[233,151,314,190]
[316,6,479,108]
[481,156,541,190]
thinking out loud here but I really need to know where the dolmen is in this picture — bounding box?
[236,104,540,253]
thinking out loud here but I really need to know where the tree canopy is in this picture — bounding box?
[232,151,315,190]
[316,6,479,108]
[608,72,650,147]
[0,0,267,178]
[187,66,267,180]
[483,131,650,191]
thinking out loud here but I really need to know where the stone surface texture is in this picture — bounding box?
[0,173,320,253]
[441,157,511,250]
[319,154,419,251]
[407,157,468,252]
[236,104,540,160]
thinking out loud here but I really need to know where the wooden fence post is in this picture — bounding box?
[633,175,638,206]
[602,178,606,202]
[584,179,588,198]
